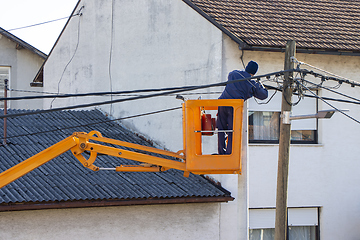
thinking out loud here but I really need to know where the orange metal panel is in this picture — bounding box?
[184,99,244,174]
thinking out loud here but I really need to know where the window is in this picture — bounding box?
[249,208,320,240]
[250,226,317,240]
[248,90,318,144]
[0,67,10,108]
[249,111,280,142]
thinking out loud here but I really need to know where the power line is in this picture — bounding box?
[2,69,294,102]
[2,70,360,109]
[300,68,360,87]
[0,106,182,140]
[0,16,73,33]
[1,68,360,119]
[6,87,222,98]
[2,85,198,101]
[0,69,294,119]
[291,57,360,88]
[294,78,360,125]
[6,83,360,106]
[7,88,64,95]
[263,84,360,105]
[3,68,358,104]
[301,78,360,103]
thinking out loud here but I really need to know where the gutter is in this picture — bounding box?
[242,46,360,56]
[0,196,234,212]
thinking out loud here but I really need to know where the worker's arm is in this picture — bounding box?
[252,80,268,100]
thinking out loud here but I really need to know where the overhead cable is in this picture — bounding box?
[0,69,295,119]
[1,6,84,34]
[2,74,360,108]
[3,67,359,103]
[0,106,182,140]
[294,78,360,125]
[1,68,360,120]
[301,78,360,103]
[292,57,360,88]
[2,85,199,101]
[1,17,70,33]
[263,84,360,105]
[2,69,294,102]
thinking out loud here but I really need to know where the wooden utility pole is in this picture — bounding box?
[275,40,296,240]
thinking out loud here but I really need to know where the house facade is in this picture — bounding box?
[37,0,360,239]
[0,109,233,240]
[0,27,46,110]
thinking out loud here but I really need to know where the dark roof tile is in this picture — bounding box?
[187,0,360,51]
[0,109,231,205]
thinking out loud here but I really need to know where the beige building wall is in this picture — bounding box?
[42,0,360,239]
[0,34,45,110]
[43,1,248,240]
[0,203,220,240]
[245,50,360,239]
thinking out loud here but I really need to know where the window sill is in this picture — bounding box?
[249,143,324,147]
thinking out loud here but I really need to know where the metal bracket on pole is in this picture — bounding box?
[281,111,291,124]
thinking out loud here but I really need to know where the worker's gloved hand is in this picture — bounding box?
[259,81,265,88]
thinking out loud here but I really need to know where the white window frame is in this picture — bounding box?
[248,90,319,144]
[249,207,320,240]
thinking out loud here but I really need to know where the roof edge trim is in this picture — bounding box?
[31,0,82,84]
[243,46,360,56]
[0,27,47,59]
[0,196,235,212]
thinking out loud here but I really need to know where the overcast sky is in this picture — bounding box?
[0,0,79,54]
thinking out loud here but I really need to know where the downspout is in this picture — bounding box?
[3,79,8,145]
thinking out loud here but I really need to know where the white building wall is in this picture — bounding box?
[44,0,223,152]
[246,51,360,240]
[0,203,220,240]
[43,0,360,239]
[0,34,44,110]
[44,1,246,240]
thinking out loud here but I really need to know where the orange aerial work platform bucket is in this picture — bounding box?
[182,99,244,175]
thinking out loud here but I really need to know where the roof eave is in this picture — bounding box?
[242,45,360,56]
[0,27,47,59]
[0,196,235,212]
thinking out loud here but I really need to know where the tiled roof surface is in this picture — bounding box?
[187,0,360,51]
[0,109,231,205]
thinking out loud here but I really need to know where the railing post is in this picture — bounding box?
[3,79,8,145]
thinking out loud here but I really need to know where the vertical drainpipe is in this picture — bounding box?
[3,79,8,145]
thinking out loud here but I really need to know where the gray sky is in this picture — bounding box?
[0,0,79,54]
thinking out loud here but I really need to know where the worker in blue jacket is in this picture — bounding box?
[217,60,268,154]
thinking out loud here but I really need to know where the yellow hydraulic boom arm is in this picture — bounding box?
[0,131,186,189]
[0,99,244,189]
